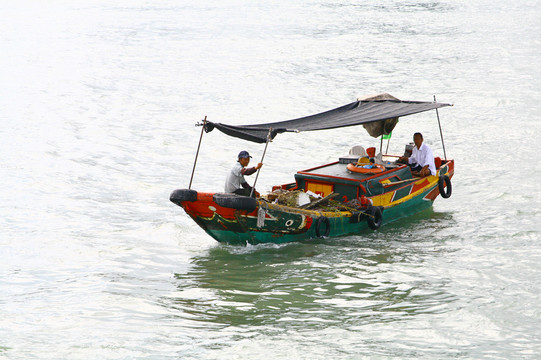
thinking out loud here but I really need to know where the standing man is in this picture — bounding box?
[225,151,263,197]
[398,133,436,177]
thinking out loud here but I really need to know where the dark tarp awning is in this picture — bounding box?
[203,97,451,144]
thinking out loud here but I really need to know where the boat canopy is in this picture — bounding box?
[203,95,451,143]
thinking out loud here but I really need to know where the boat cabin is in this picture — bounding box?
[294,156,408,201]
[272,151,445,203]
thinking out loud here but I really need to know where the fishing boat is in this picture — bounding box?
[170,94,454,245]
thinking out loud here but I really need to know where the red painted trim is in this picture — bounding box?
[297,165,398,184]
[305,178,335,186]
[358,183,367,194]
[424,186,440,201]
[305,216,314,230]
[380,174,402,183]
[272,182,297,191]
[298,161,339,173]
[411,178,430,193]
[182,192,258,220]
[296,171,353,182]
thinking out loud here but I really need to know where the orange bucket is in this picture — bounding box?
[366,147,376,157]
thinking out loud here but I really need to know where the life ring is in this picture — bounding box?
[367,206,383,230]
[438,175,452,199]
[213,193,258,212]
[315,216,331,238]
[170,189,198,206]
[347,163,385,174]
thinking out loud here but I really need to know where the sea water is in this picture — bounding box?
[0,0,540,359]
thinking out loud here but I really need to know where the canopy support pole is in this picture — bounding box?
[379,135,383,155]
[188,116,207,189]
[250,128,272,198]
[434,96,447,161]
[385,136,391,155]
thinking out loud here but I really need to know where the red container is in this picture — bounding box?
[366,147,376,157]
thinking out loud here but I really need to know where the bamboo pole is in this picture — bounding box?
[385,135,391,155]
[188,116,207,189]
[250,128,272,197]
[382,178,419,187]
[434,95,447,161]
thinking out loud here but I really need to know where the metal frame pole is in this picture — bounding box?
[433,96,447,161]
[188,116,207,189]
[250,128,272,197]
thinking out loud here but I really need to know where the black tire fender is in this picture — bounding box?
[170,189,198,206]
[367,206,383,230]
[315,216,331,238]
[438,175,452,199]
[213,193,258,212]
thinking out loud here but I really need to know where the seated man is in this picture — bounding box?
[224,150,263,197]
[398,133,436,177]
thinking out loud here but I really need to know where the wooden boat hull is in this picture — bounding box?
[171,161,454,245]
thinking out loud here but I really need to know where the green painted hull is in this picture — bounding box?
[186,184,437,245]
[173,160,454,245]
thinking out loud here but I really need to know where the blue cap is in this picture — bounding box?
[238,150,252,159]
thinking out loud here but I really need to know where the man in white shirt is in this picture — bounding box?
[224,150,263,197]
[398,133,436,177]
